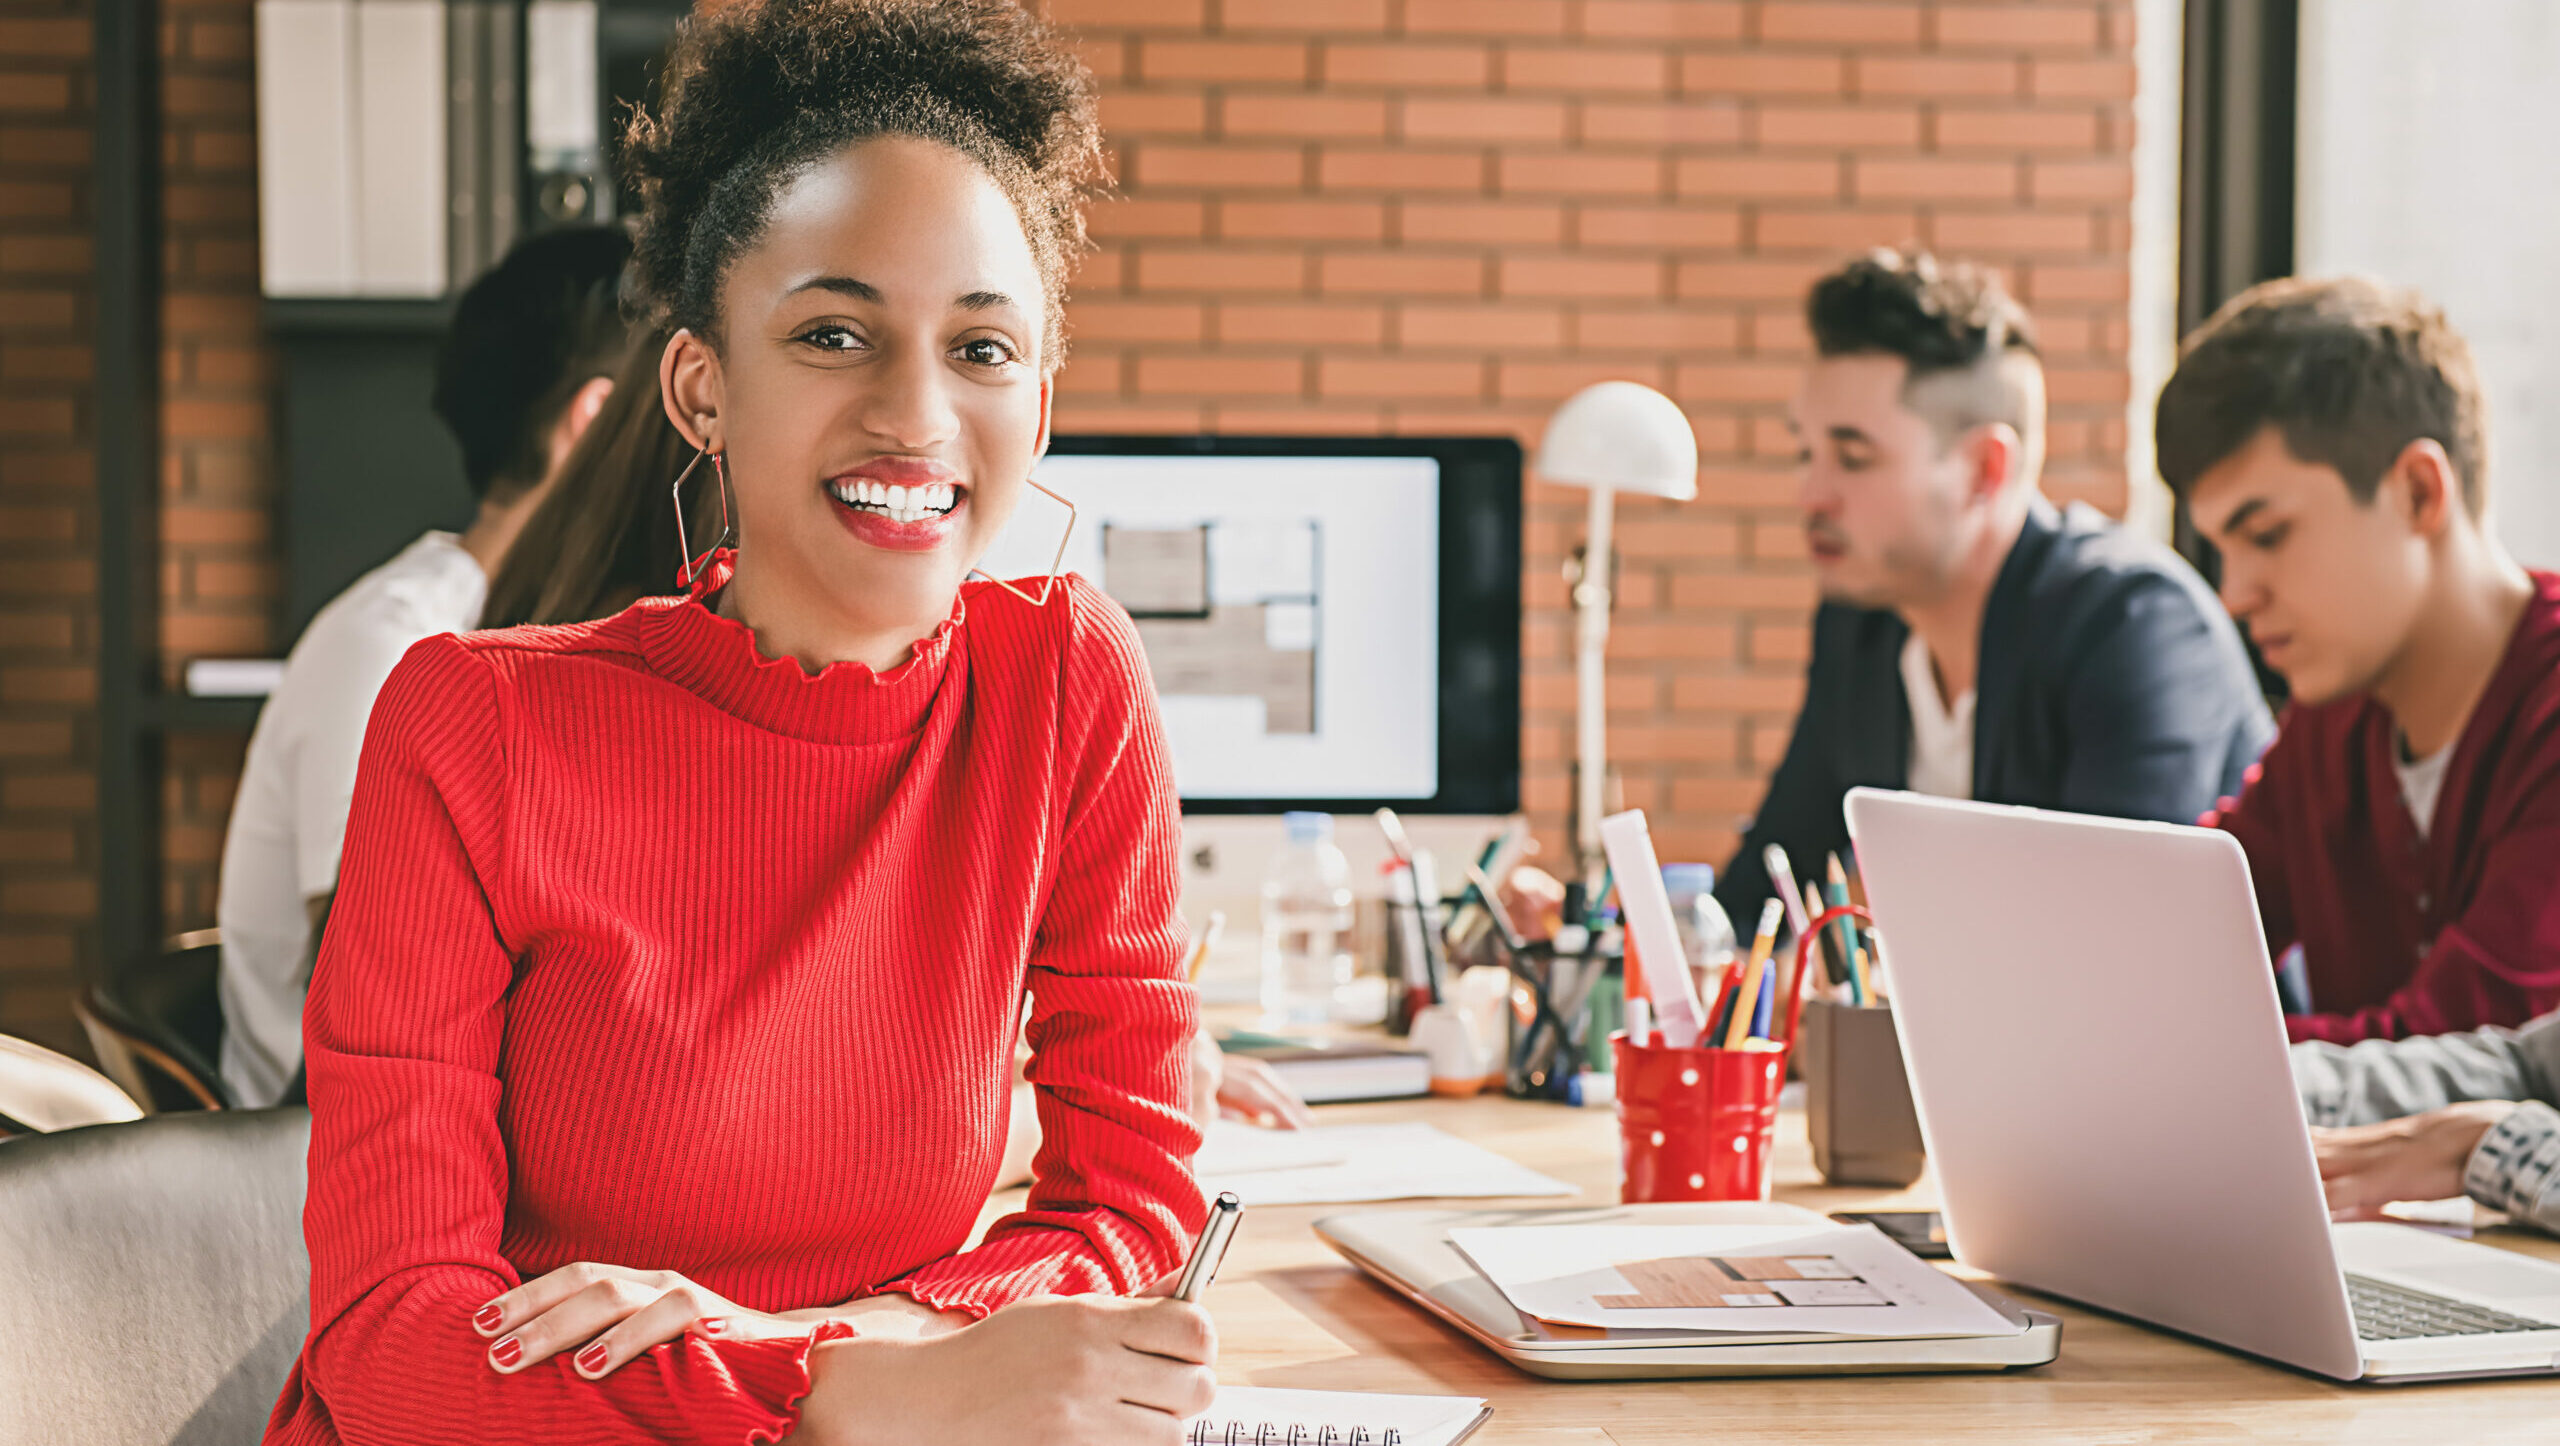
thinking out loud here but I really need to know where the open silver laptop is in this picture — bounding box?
[1845,788,2560,1382]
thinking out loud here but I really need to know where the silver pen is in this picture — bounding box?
[1175,1191,1244,1303]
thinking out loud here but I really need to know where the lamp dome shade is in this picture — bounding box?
[1533,380,1699,500]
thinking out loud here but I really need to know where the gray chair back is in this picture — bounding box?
[0,1108,310,1445]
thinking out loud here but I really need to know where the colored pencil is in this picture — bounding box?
[1723,897,1784,1050]
[1184,910,1227,984]
[1825,854,1860,1005]
[1763,844,1813,950]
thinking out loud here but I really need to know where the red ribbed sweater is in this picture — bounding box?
[263,552,1205,1446]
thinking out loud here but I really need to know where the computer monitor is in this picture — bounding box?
[972,435,1521,815]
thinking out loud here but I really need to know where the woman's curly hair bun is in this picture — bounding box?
[619,0,1106,362]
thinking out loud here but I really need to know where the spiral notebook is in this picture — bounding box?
[1185,1386,1491,1446]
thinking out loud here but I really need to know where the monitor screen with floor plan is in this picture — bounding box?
[972,436,1520,813]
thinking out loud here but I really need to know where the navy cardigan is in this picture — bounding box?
[1713,500,2275,926]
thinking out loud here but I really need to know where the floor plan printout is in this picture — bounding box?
[1105,517,1321,735]
[1446,1223,2024,1338]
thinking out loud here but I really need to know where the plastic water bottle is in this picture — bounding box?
[1661,863,1739,975]
[1260,812,1356,1027]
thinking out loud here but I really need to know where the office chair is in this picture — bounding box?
[76,929,234,1113]
[0,1109,310,1445]
[0,1032,142,1136]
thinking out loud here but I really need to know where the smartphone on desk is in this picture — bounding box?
[1831,1210,1950,1260]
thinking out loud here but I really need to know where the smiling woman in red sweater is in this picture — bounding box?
[261,4,1214,1445]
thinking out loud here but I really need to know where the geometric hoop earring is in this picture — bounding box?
[670,444,735,589]
[966,474,1078,607]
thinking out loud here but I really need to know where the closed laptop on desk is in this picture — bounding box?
[1846,789,2560,1382]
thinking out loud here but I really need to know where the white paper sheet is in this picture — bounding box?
[1196,1122,1575,1206]
[1192,1386,1487,1446]
[1192,1119,1351,1177]
[1447,1222,2023,1339]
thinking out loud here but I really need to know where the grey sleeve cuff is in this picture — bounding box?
[2465,1101,2560,1236]
[2510,1010,2560,1106]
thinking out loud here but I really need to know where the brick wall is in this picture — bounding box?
[1042,0,2139,867]
[0,0,271,1054]
[157,0,272,935]
[1,0,103,1054]
[0,0,2136,1052]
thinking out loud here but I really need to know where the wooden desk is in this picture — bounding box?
[1165,1095,2560,1443]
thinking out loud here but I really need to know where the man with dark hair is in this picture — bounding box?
[1705,248,2271,927]
[215,225,635,1106]
[2165,276,2560,1044]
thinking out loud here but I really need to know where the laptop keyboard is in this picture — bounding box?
[2347,1274,2550,1341]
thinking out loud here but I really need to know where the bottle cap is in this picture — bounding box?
[1282,811,1333,844]
[1659,862,1716,895]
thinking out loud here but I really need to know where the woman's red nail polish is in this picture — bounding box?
[472,1303,504,1333]
[490,1337,522,1369]
[576,1343,610,1373]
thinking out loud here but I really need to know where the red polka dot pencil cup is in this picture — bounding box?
[1611,1031,1788,1203]
[1610,901,1868,1203]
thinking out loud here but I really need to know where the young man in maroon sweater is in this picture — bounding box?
[2161,277,2560,1044]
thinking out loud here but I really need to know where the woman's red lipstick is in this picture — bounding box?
[825,457,968,554]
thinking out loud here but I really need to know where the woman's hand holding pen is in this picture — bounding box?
[793,1295,1217,1446]
[794,1199,1229,1445]
[473,1264,971,1379]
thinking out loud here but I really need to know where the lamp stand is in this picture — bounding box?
[1570,484,1616,888]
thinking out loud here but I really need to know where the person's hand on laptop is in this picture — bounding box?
[2311,1101,2519,1219]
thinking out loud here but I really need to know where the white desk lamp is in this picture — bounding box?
[1532,381,1700,886]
